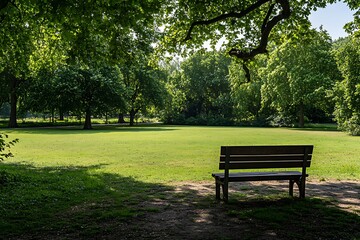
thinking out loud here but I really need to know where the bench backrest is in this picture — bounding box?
[219,145,313,170]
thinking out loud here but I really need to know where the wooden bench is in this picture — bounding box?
[212,145,313,202]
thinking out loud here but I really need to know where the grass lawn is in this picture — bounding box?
[4,124,360,181]
[1,124,359,239]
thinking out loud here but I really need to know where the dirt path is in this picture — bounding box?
[100,180,359,240]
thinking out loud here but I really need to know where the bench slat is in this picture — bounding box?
[220,154,312,161]
[220,145,313,155]
[219,161,311,169]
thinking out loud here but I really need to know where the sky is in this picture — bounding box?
[309,1,355,40]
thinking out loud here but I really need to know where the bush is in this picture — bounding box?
[267,114,297,127]
[339,115,360,136]
[185,116,207,126]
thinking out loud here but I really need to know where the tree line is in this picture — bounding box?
[162,30,360,136]
[0,0,359,135]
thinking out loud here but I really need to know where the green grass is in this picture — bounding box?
[0,164,172,238]
[1,124,359,239]
[3,124,360,181]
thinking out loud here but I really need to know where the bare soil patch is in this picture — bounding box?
[14,179,359,240]
[99,180,359,240]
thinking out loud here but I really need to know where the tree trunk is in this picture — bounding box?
[8,77,18,128]
[105,113,108,124]
[83,109,92,129]
[59,109,64,121]
[129,109,137,126]
[51,109,55,123]
[298,104,305,128]
[117,113,126,123]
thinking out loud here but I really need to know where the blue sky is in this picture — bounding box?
[309,1,355,39]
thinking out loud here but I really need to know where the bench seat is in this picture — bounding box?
[212,171,307,182]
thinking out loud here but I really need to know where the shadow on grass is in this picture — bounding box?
[0,164,359,240]
[5,125,177,135]
[287,124,340,132]
[0,163,173,239]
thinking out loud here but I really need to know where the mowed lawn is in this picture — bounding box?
[5,125,360,181]
[1,125,359,239]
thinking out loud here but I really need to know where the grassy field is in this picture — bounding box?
[4,124,360,181]
[1,125,359,239]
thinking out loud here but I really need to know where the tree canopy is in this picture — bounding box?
[161,0,358,80]
[0,0,359,136]
[0,0,164,128]
[260,30,341,127]
[331,36,360,135]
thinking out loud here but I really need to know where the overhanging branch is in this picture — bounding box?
[184,0,291,81]
[185,0,270,41]
[228,0,290,61]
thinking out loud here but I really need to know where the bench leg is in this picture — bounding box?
[294,179,305,198]
[215,180,221,200]
[299,177,306,198]
[223,182,229,203]
[289,180,295,196]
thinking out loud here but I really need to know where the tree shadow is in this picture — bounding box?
[129,182,360,240]
[1,164,359,239]
[0,163,173,239]
[6,125,177,135]
[287,126,340,132]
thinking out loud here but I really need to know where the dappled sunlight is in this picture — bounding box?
[219,180,360,214]
[0,162,359,239]
[125,181,360,239]
[1,126,359,238]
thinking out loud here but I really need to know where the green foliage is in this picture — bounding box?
[120,49,168,126]
[163,51,234,125]
[0,0,164,127]
[228,56,269,125]
[1,0,358,130]
[331,36,360,135]
[160,0,338,58]
[23,65,126,129]
[260,30,340,127]
[0,133,18,161]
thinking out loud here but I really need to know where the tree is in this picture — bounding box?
[24,65,126,129]
[228,57,267,124]
[344,0,360,36]
[121,61,167,126]
[260,29,340,127]
[162,69,187,124]
[163,51,233,125]
[1,0,164,127]
[0,3,38,127]
[182,51,232,119]
[66,65,126,129]
[161,0,341,81]
[331,36,360,135]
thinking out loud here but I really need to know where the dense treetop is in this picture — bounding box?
[159,0,358,80]
[0,0,359,134]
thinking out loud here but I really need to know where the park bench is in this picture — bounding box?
[212,145,313,202]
